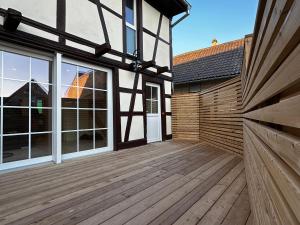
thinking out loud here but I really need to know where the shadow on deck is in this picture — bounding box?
[0,141,252,225]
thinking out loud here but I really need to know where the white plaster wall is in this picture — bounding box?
[143,33,156,61]
[121,116,128,142]
[103,53,122,61]
[165,81,172,95]
[160,16,170,42]
[66,0,105,44]
[129,116,144,141]
[166,116,172,135]
[101,0,122,15]
[18,24,59,42]
[165,98,171,112]
[119,70,142,90]
[103,10,123,52]
[66,40,95,54]
[156,40,170,67]
[120,92,131,112]
[0,0,57,27]
[143,1,160,33]
[134,94,143,111]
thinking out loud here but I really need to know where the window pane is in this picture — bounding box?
[79,110,93,130]
[146,86,151,100]
[62,132,77,154]
[79,88,93,108]
[62,109,77,131]
[61,63,77,86]
[152,100,158,113]
[152,87,158,100]
[95,110,107,128]
[125,0,134,25]
[126,27,136,54]
[61,86,78,108]
[3,108,29,134]
[146,100,151,113]
[95,90,107,108]
[3,135,29,163]
[94,70,107,90]
[3,52,30,80]
[31,133,52,158]
[31,83,52,107]
[95,130,107,148]
[3,79,29,106]
[31,58,52,84]
[79,130,93,151]
[78,67,93,89]
[31,108,52,132]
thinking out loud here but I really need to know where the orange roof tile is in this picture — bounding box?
[173,38,245,66]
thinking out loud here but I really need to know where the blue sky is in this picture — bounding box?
[172,0,259,56]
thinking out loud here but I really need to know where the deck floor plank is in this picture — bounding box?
[0,141,251,225]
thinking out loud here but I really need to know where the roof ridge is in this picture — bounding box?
[174,38,244,58]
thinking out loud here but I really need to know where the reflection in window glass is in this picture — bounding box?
[3,135,29,163]
[146,86,151,100]
[152,100,158,113]
[95,70,107,90]
[62,109,77,131]
[31,108,52,132]
[31,83,52,107]
[78,67,93,89]
[31,58,52,84]
[125,0,134,25]
[152,87,158,100]
[126,27,136,54]
[95,110,107,128]
[61,63,77,86]
[95,90,107,108]
[79,130,93,151]
[62,132,77,154]
[61,86,78,108]
[31,133,52,158]
[79,110,93,130]
[3,52,30,80]
[95,130,107,148]
[3,108,29,134]
[79,88,93,108]
[3,79,29,106]
[146,100,151,113]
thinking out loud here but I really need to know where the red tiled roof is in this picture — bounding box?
[173,38,245,65]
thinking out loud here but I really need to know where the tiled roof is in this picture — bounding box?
[173,39,245,84]
[173,39,244,65]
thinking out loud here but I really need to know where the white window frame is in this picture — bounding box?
[125,0,137,55]
[0,43,114,171]
[60,57,114,161]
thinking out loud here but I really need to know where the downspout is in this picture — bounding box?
[171,0,191,27]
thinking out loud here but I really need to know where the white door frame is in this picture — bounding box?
[146,82,162,143]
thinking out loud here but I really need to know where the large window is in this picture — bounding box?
[61,63,108,155]
[0,51,53,163]
[125,0,136,55]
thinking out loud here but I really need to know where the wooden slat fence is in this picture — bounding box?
[242,0,300,224]
[172,76,243,155]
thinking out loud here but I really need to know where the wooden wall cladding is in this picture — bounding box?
[242,0,300,224]
[172,93,200,141]
[198,76,243,155]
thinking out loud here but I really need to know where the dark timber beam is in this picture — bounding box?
[140,60,156,71]
[157,66,169,75]
[3,8,22,32]
[95,43,111,57]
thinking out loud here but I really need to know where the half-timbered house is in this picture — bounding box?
[0,0,190,170]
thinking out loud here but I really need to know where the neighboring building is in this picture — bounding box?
[0,0,190,170]
[173,38,245,93]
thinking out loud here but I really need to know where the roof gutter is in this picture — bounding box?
[171,0,191,27]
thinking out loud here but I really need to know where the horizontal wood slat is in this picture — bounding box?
[242,0,300,224]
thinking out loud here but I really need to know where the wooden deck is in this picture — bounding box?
[0,141,251,225]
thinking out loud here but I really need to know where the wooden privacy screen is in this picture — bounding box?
[172,93,200,141]
[242,0,300,224]
[172,76,243,155]
[199,77,243,155]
